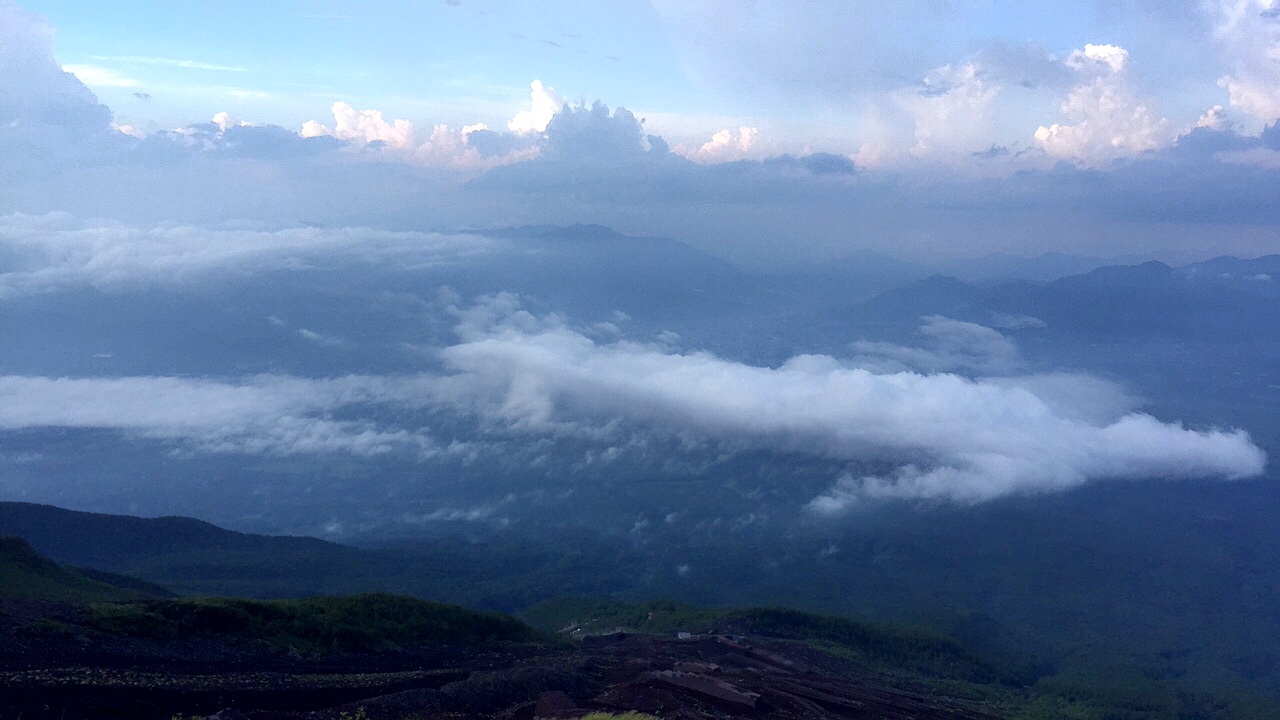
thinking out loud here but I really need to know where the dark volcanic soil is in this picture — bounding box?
[1,601,1001,720]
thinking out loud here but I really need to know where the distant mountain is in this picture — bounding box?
[775,249,934,301]
[470,223,755,320]
[0,502,644,607]
[0,535,171,602]
[858,274,979,323]
[1183,254,1280,279]
[984,260,1278,339]
[1179,255,1280,300]
[938,252,1151,284]
[845,257,1280,341]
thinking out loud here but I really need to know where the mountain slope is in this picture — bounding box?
[0,536,171,602]
[0,502,644,605]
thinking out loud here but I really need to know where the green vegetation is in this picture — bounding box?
[524,597,1010,682]
[8,502,1280,718]
[88,592,553,653]
[0,536,171,602]
[725,607,1015,684]
[523,597,1280,720]
[522,597,723,636]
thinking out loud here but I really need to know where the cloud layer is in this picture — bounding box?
[6,300,1258,510]
[435,303,1265,506]
[0,214,496,297]
[0,374,438,457]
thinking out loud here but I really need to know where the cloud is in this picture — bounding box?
[684,127,760,163]
[851,316,1022,374]
[970,42,1075,92]
[429,298,1265,505]
[1207,0,1280,126]
[898,62,1001,157]
[0,374,441,457]
[0,297,1265,508]
[303,101,417,149]
[0,214,497,297]
[1034,44,1176,165]
[62,64,140,88]
[87,55,248,73]
[4,0,1280,269]
[0,1,112,133]
[413,121,538,170]
[542,101,668,160]
[507,79,565,133]
[301,101,536,169]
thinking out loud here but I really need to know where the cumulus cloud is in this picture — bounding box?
[1034,44,1176,165]
[415,121,539,169]
[0,1,111,134]
[541,101,668,160]
[1208,0,1280,126]
[301,100,537,169]
[685,127,760,163]
[302,101,416,149]
[899,62,1001,157]
[429,298,1265,505]
[507,79,565,133]
[0,214,497,297]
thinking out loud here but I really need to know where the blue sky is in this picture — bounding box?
[24,1,1280,150]
[23,1,691,132]
[2,0,1279,263]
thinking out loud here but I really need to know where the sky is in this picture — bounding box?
[19,1,1280,150]
[1,0,1276,521]
[3,0,1280,263]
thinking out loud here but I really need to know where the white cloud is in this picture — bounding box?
[301,101,536,169]
[851,316,1022,374]
[1034,44,1176,165]
[0,1,111,133]
[1207,0,1280,125]
[431,299,1265,505]
[0,214,497,297]
[87,55,247,73]
[304,101,417,149]
[0,374,439,457]
[684,126,760,163]
[0,297,1265,508]
[61,64,139,88]
[225,88,270,100]
[211,111,247,132]
[413,121,537,170]
[898,62,1001,157]
[1196,104,1229,129]
[508,79,564,133]
[111,122,146,138]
